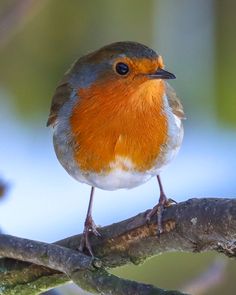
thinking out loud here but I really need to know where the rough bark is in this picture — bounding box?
[0,198,235,294]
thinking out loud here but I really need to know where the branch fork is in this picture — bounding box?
[0,198,235,294]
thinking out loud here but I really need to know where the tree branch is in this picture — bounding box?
[0,236,183,295]
[0,198,235,294]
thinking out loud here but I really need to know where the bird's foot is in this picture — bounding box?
[79,215,101,257]
[146,193,177,235]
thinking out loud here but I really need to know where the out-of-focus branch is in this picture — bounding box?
[0,198,235,294]
[181,258,227,295]
[0,0,46,48]
[0,178,7,199]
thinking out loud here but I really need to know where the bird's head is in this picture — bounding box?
[48,41,176,126]
[70,41,175,94]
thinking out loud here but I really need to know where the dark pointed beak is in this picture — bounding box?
[148,69,176,80]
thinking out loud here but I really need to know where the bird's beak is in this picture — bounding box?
[148,69,176,80]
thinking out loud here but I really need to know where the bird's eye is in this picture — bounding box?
[115,62,129,75]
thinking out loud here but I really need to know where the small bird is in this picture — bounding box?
[47,41,185,256]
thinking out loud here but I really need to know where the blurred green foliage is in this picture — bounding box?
[216,1,236,125]
[112,252,236,295]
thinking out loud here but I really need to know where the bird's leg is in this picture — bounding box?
[79,186,101,256]
[146,175,177,234]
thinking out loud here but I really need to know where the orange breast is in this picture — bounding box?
[70,79,168,173]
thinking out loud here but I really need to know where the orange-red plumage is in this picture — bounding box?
[70,77,167,173]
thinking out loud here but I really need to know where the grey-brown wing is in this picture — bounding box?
[47,75,72,127]
[165,82,185,120]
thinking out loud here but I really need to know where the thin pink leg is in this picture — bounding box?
[79,187,101,256]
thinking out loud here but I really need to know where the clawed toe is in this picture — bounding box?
[146,203,165,234]
[165,198,177,206]
[79,216,101,257]
[92,227,102,237]
[146,195,177,235]
[146,204,159,222]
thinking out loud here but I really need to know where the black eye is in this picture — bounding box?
[115,62,129,75]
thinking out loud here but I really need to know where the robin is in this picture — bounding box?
[47,41,185,256]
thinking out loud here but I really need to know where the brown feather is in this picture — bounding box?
[165,82,185,120]
[47,75,72,127]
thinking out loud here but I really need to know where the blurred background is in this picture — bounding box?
[0,0,235,294]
